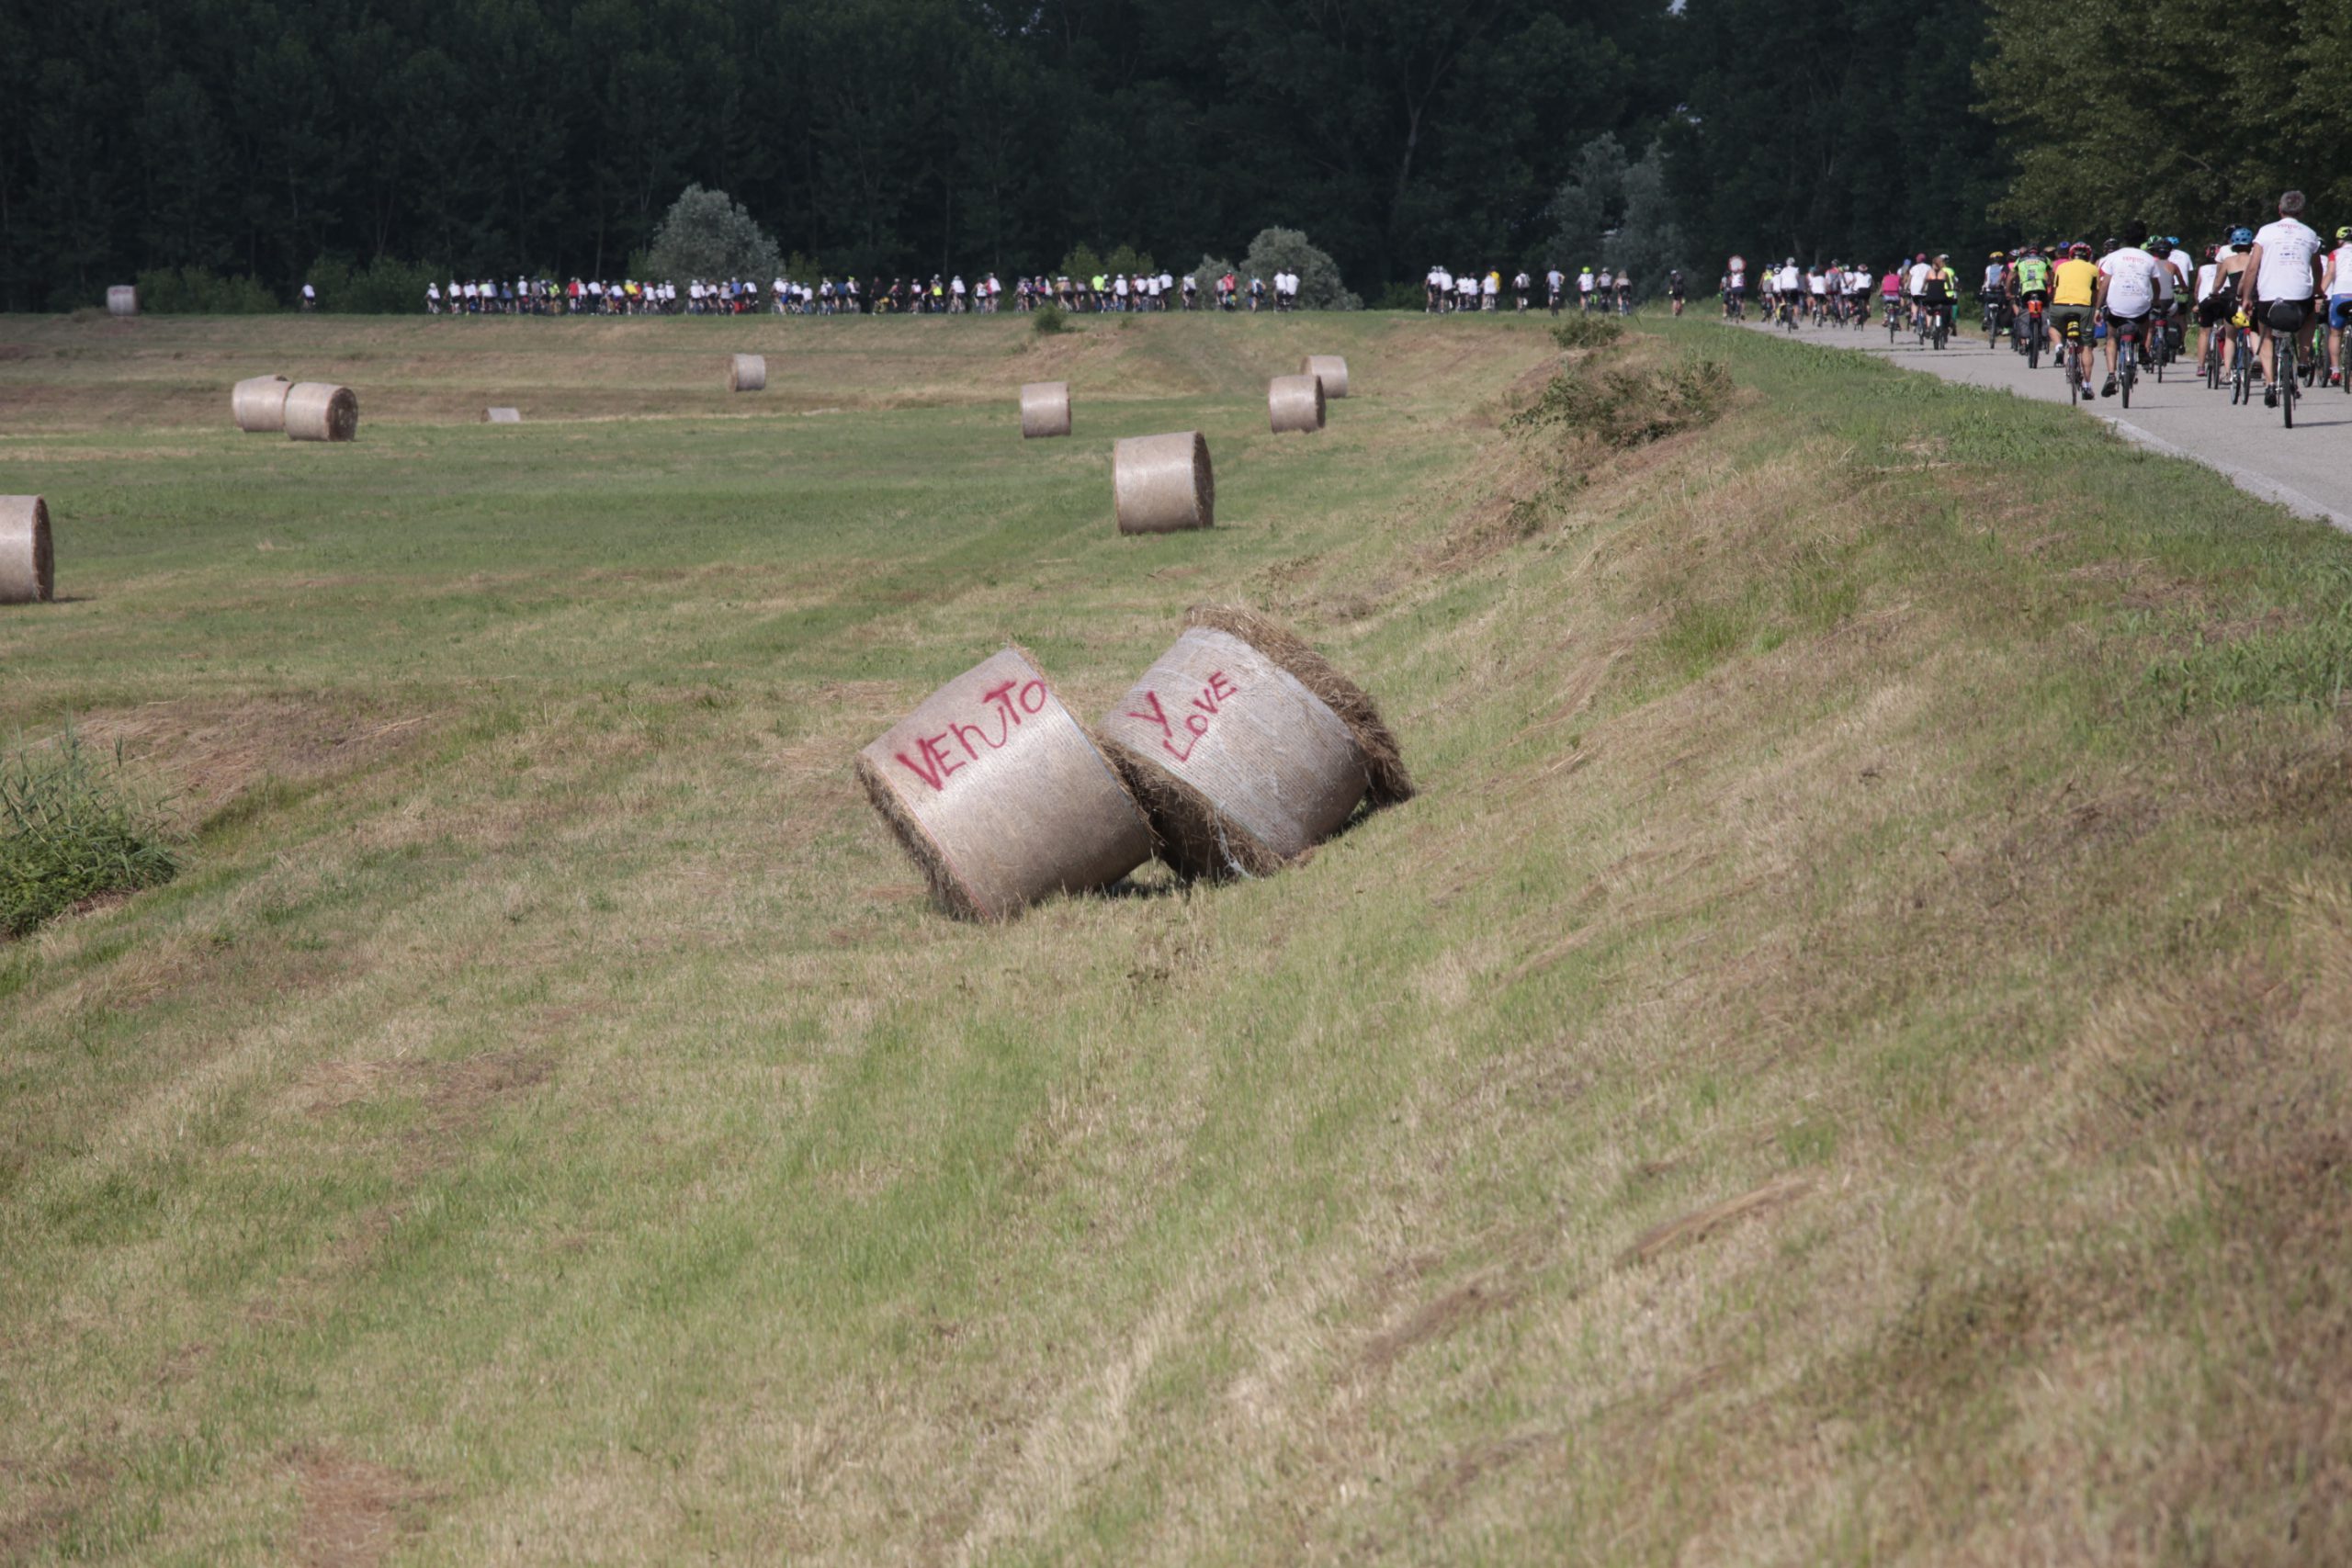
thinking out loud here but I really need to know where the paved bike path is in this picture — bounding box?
[1742,320,2352,533]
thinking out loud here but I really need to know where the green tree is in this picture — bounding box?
[643,185,782,281]
[1241,228,1360,310]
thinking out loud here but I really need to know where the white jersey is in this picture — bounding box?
[2253,218,2324,300]
[1905,262,1929,295]
[1545,269,1563,292]
[1777,265,1801,292]
[2329,245,2352,298]
[2098,246,2162,317]
[1577,273,1594,294]
[2196,263,2219,302]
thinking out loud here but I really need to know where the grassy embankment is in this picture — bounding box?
[2,308,2348,1564]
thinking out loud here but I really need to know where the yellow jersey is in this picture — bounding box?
[2052,258,2099,308]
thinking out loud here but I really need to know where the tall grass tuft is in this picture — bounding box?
[1032,303,1069,336]
[1549,315,1625,350]
[0,728,178,940]
[1510,355,1733,449]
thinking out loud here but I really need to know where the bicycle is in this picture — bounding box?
[2021,298,2047,370]
[2115,317,2141,407]
[2270,308,2302,428]
[2061,318,2087,405]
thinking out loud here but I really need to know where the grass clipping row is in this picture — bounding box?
[856,646,1152,920]
[1101,605,1412,880]
[1510,350,1731,450]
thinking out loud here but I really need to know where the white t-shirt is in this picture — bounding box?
[1482,275,1498,296]
[1577,273,1593,294]
[1546,269,1563,291]
[1905,262,1929,295]
[2328,245,2352,298]
[2196,263,2218,302]
[2254,217,2324,300]
[1727,261,1746,288]
[2166,249,2194,291]
[1777,265,1800,291]
[2098,247,2161,317]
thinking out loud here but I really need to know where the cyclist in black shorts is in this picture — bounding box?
[1667,268,1686,316]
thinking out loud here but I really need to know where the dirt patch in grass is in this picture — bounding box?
[1361,1278,1518,1375]
[75,696,440,830]
[1619,1175,1814,1266]
[288,1446,441,1568]
[0,1452,112,1562]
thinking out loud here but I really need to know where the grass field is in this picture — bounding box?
[4,307,2349,1565]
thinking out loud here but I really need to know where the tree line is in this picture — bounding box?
[6,0,2335,314]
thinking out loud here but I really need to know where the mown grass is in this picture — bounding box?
[2,309,2350,1564]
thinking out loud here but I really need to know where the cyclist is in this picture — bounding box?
[1578,265,1596,312]
[2203,230,2255,382]
[1546,265,1565,314]
[1725,254,1747,319]
[2240,190,2325,409]
[1879,263,1903,322]
[2095,221,2163,397]
[2012,244,2052,355]
[1982,250,2011,341]
[2324,228,2352,386]
[2049,243,2100,378]
[1668,267,1687,317]
[1776,256,1802,324]
[1918,254,1956,341]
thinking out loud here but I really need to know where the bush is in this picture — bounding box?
[1510,356,1733,450]
[643,184,783,282]
[1374,280,1426,311]
[1240,227,1360,310]
[0,728,177,940]
[305,255,444,314]
[132,267,278,314]
[1033,303,1068,335]
[1550,315,1624,350]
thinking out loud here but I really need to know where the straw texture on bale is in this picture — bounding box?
[107,286,138,318]
[1302,355,1351,398]
[855,646,1153,920]
[1020,381,1072,439]
[1101,604,1412,880]
[1267,374,1327,434]
[0,497,55,605]
[284,383,359,443]
[729,354,766,392]
[1113,431,1214,535]
[232,375,293,434]
[486,407,523,423]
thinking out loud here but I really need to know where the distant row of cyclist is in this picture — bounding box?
[1717,192,2348,417]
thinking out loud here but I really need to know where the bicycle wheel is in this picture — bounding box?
[2120,351,2132,408]
[2283,344,2297,428]
[2027,322,2041,371]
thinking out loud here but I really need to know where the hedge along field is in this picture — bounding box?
[3,310,2351,1563]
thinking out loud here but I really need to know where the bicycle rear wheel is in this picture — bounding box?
[2283,345,2298,427]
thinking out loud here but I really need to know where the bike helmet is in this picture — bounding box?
[2070,243,2092,258]
[1990,250,2007,260]
[2337,226,2352,241]
[2230,227,2254,247]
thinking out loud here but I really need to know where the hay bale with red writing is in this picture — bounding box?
[1021,381,1071,438]
[1267,374,1325,434]
[1114,432,1213,534]
[856,646,1154,919]
[1099,605,1411,879]
[1,497,55,605]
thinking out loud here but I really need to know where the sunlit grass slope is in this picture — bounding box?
[2,308,2347,1564]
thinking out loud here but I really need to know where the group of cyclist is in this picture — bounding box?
[1720,191,2350,422]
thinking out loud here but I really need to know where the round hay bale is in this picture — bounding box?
[1267,374,1326,434]
[1302,355,1350,398]
[0,496,55,605]
[1114,432,1214,535]
[106,286,138,318]
[856,646,1153,920]
[729,354,766,393]
[486,407,523,423]
[284,383,358,443]
[1100,604,1412,879]
[1020,381,1071,439]
[232,375,292,434]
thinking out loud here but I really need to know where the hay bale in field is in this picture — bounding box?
[1100,605,1412,879]
[1302,355,1350,398]
[856,646,1153,920]
[0,497,54,605]
[1114,432,1214,535]
[283,383,358,443]
[729,354,766,392]
[1267,374,1326,434]
[231,375,292,434]
[106,286,138,318]
[1020,381,1071,439]
[486,407,522,423]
